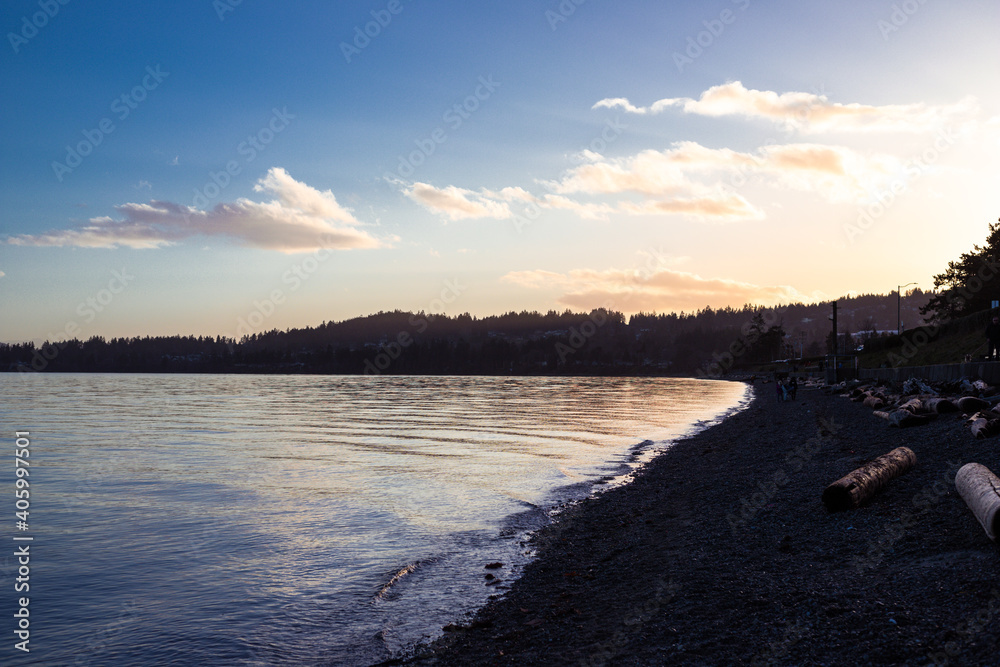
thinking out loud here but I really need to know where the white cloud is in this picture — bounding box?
[7,168,382,253]
[502,267,826,313]
[617,193,764,221]
[594,81,978,133]
[552,141,902,206]
[393,136,905,226]
[403,182,512,220]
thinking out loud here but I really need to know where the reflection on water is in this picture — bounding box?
[0,374,747,665]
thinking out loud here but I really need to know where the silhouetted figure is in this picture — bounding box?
[986,316,1000,360]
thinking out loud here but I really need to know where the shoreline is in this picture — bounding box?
[388,383,1000,665]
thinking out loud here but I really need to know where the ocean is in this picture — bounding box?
[0,374,747,665]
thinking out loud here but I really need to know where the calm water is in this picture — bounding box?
[0,374,747,666]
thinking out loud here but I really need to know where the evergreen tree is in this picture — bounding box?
[921,218,1000,323]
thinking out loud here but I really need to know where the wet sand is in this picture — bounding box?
[386,383,1000,666]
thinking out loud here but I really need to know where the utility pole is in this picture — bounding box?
[898,282,916,334]
[830,300,838,381]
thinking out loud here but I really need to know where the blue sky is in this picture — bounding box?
[2,0,999,342]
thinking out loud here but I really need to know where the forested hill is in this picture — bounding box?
[2,290,931,375]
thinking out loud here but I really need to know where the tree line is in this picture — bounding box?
[2,291,931,376]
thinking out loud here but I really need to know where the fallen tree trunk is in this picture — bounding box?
[958,396,991,413]
[887,410,933,428]
[969,413,1000,439]
[956,463,1000,541]
[923,397,958,414]
[822,447,917,511]
[863,395,885,409]
[897,398,924,413]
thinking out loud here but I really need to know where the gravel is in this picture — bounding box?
[383,384,1000,666]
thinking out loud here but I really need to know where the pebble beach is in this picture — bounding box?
[389,381,1000,666]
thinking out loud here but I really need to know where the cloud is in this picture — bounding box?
[502,267,825,313]
[594,81,978,133]
[395,135,904,226]
[551,141,901,206]
[403,182,512,220]
[617,193,764,220]
[0,271,5,278]
[6,168,382,253]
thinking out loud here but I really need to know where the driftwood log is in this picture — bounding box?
[822,447,917,511]
[873,408,933,427]
[887,410,933,428]
[897,398,924,413]
[923,397,958,414]
[863,395,885,409]
[957,396,991,413]
[956,463,1000,540]
[969,412,1000,439]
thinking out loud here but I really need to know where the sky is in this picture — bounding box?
[2,0,999,344]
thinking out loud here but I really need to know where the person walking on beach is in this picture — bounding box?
[986,316,1000,360]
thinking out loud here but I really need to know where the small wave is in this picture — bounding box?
[374,558,438,602]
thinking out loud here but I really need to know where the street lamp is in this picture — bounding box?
[898,282,917,334]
